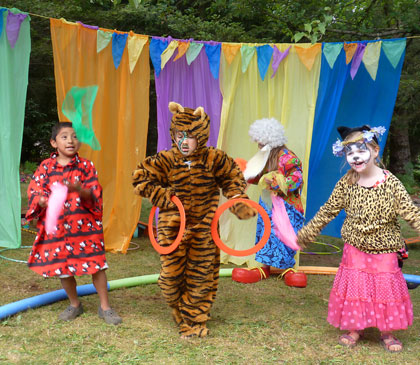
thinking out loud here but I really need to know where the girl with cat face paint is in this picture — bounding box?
[298,125,420,353]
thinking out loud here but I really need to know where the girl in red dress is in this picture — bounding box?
[26,122,121,324]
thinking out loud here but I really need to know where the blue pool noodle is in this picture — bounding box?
[0,283,107,320]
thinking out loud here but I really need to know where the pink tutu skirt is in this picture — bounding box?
[327,243,413,332]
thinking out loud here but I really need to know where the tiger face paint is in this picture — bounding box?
[174,130,198,156]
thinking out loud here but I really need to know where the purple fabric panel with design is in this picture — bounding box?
[154,44,222,152]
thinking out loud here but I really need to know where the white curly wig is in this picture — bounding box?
[248,118,287,148]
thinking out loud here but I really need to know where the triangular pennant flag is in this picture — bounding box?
[150,38,168,77]
[323,43,343,69]
[295,43,321,71]
[77,21,98,30]
[111,32,128,69]
[222,43,241,65]
[60,17,77,25]
[127,32,147,73]
[362,41,381,81]
[97,29,112,53]
[344,43,358,64]
[241,44,255,73]
[0,8,7,40]
[62,86,101,151]
[161,40,179,69]
[382,38,406,68]
[271,45,290,78]
[6,10,28,48]
[350,43,367,80]
[256,44,274,81]
[174,41,189,61]
[204,42,222,79]
[186,42,203,65]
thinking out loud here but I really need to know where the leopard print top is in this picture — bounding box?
[299,170,420,254]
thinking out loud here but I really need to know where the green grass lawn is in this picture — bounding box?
[1,196,419,363]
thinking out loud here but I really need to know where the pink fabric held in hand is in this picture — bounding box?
[271,194,301,251]
[45,183,68,235]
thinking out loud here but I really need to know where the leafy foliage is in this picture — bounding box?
[1,0,420,166]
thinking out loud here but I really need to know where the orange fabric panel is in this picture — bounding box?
[50,18,149,253]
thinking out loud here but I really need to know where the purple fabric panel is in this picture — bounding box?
[155,48,222,152]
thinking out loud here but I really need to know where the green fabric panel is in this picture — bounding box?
[0,8,31,248]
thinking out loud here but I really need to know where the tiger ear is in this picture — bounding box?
[169,102,184,114]
[193,106,205,121]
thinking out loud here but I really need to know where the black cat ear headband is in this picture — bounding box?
[332,125,386,157]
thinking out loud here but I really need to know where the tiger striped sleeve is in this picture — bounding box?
[132,152,176,209]
[209,148,248,199]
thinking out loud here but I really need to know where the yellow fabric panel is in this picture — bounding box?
[217,43,321,266]
[50,18,149,253]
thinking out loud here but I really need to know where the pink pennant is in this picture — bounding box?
[45,183,68,235]
[6,11,27,48]
[271,194,301,251]
[271,46,290,78]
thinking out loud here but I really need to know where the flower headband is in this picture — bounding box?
[332,126,386,157]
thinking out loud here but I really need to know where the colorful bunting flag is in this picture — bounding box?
[186,42,203,65]
[295,44,321,71]
[6,10,28,48]
[0,8,7,39]
[97,29,112,53]
[127,32,147,73]
[222,43,241,65]
[362,41,381,80]
[150,37,168,77]
[111,32,128,70]
[204,42,221,79]
[323,43,343,69]
[161,40,179,69]
[241,44,255,73]
[382,38,406,68]
[271,45,290,78]
[174,41,189,61]
[350,43,367,80]
[77,21,98,30]
[256,44,274,81]
[344,43,357,64]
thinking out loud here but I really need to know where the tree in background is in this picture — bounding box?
[2,0,420,185]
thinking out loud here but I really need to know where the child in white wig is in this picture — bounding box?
[232,118,304,283]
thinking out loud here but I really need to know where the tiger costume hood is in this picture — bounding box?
[169,101,210,152]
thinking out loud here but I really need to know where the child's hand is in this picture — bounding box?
[229,200,257,220]
[39,196,48,208]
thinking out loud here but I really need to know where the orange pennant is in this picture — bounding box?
[294,44,321,71]
[174,41,190,61]
[222,43,241,65]
[344,43,358,64]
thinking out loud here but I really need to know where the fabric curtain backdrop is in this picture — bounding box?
[0,8,30,248]
[217,43,321,266]
[306,40,405,237]
[50,19,150,253]
[154,40,222,152]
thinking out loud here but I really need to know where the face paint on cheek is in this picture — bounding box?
[177,131,189,155]
[345,143,371,165]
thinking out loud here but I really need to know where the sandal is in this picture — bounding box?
[338,331,362,348]
[380,334,403,353]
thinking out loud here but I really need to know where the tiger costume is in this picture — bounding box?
[132,102,256,338]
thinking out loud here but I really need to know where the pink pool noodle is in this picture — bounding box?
[45,183,68,234]
[271,194,301,251]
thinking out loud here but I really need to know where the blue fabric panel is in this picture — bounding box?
[306,41,405,237]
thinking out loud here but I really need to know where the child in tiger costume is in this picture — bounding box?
[132,102,256,338]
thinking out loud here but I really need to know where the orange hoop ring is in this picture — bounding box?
[211,198,271,256]
[148,196,186,255]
